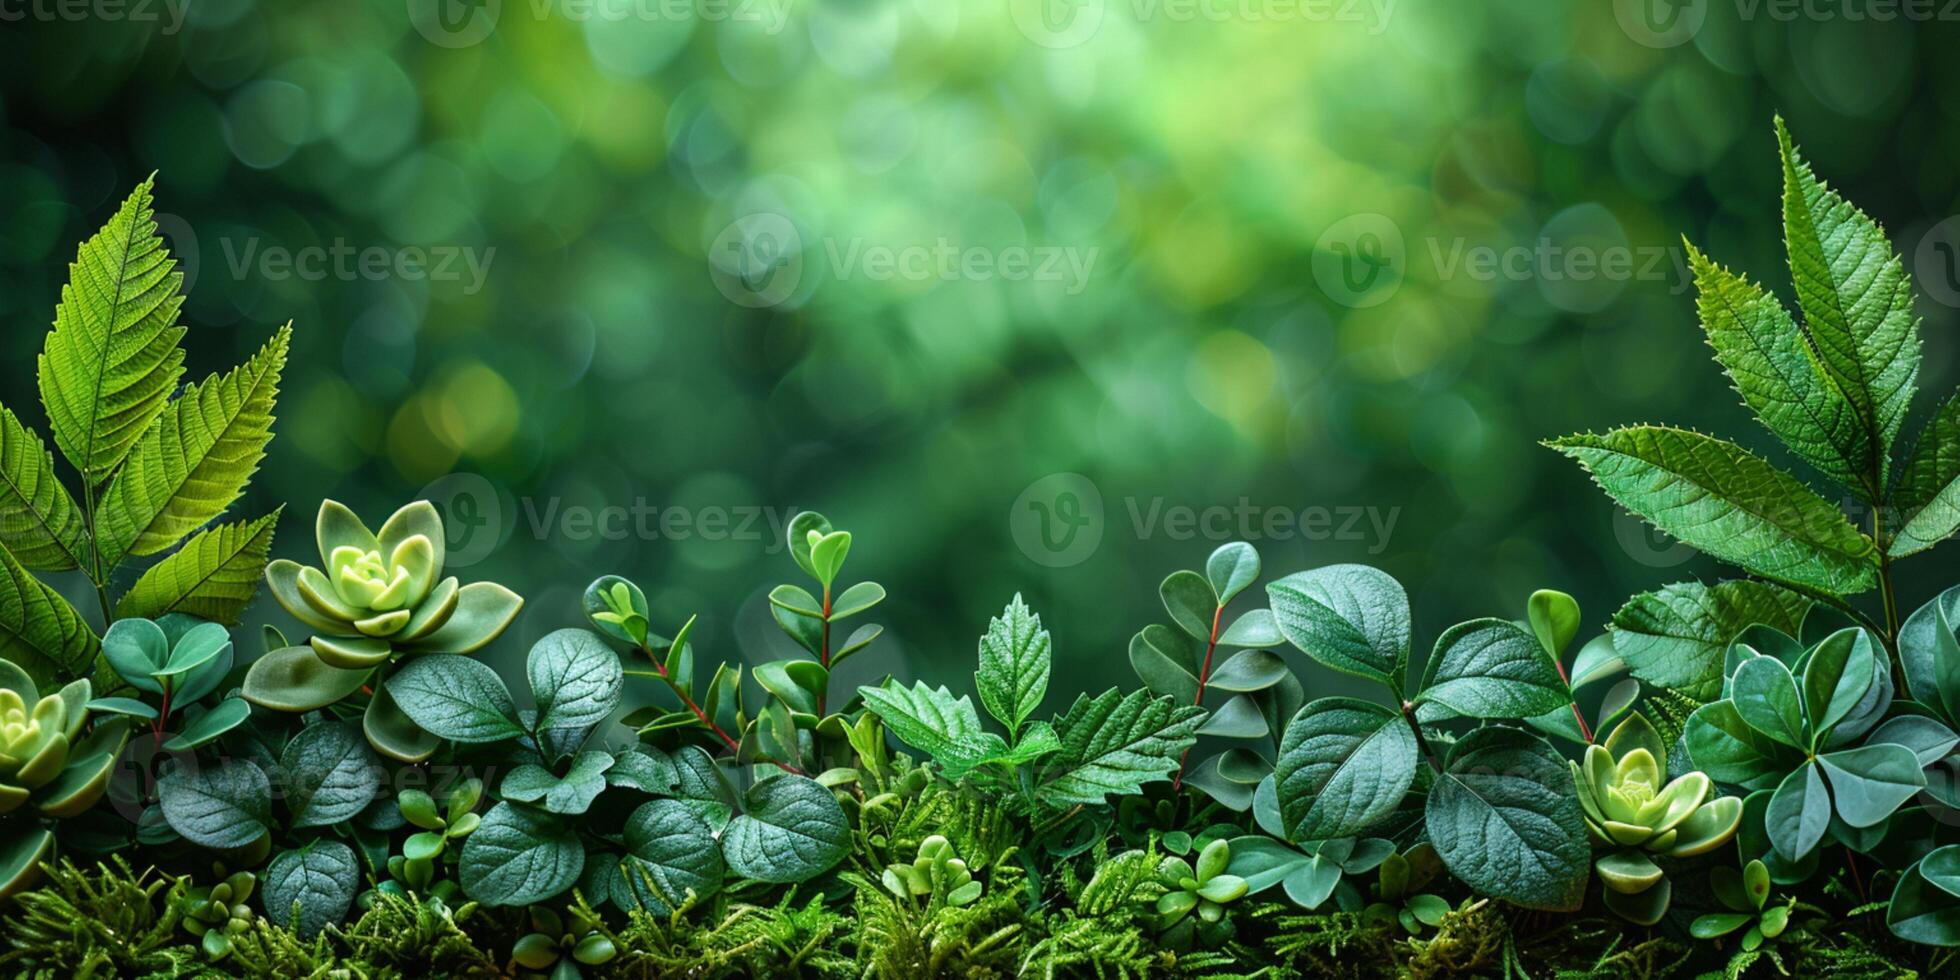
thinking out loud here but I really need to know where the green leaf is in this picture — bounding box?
[459,802,584,906]
[1217,608,1281,648]
[281,720,384,828]
[100,617,169,695]
[161,697,252,752]
[1526,590,1581,659]
[1425,726,1589,911]
[1777,118,1920,487]
[1266,565,1409,688]
[1685,700,1801,792]
[1547,426,1874,594]
[1867,714,1960,767]
[1415,619,1570,720]
[0,545,100,689]
[1687,242,1872,495]
[1035,688,1205,806]
[1891,846,1960,946]
[668,745,736,829]
[1765,762,1829,861]
[1900,587,1960,726]
[1818,743,1925,829]
[721,774,848,884]
[857,680,1005,779]
[241,646,372,713]
[1610,580,1812,702]
[262,841,358,938]
[1892,391,1960,557]
[94,325,289,566]
[527,628,622,738]
[1730,657,1806,748]
[829,580,885,619]
[1161,570,1217,640]
[1206,542,1260,605]
[37,176,187,484]
[0,828,55,903]
[501,752,614,816]
[753,659,826,716]
[1206,649,1290,693]
[1802,628,1875,742]
[157,758,271,849]
[786,512,832,581]
[1129,625,1199,702]
[975,594,1051,733]
[1195,694,1269,739]
[386,655,525,743]
[0,406,87,571]
[1273,697,1418,842]
[115,508,281,624]
[616,798,724,914]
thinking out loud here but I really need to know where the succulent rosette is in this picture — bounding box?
[245,499,522,763]
[1573,711,1743,925]
[0,657,130,899]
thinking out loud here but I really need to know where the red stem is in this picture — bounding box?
[650,650,803,775]
[1550,657,1593,743]
[1171,604,1227,792]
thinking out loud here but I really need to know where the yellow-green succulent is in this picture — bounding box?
[1572,711,1743,925]
[0,657,130,900]
[245,499,523,763]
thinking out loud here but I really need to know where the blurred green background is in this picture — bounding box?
[3,0,1958,704]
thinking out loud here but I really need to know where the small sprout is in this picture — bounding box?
[883,834,983,908]
[1691,859,1794,952]
[1153,838,1248,949]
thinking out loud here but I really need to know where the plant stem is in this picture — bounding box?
[1400,700,1445,773]
[79,478,113,626]
[1547,657,1593,744]
[628,656,803,775]
[1170,603,1227,792]
[817,584,832,717]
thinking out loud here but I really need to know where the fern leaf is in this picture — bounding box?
[0,542,100,687]
[1891,390,1960,558]
[1776,119,1920,482]
[94,325,290,567]
[36,176,187,485]
[1687,243,1872,497]
[0,406,89,571]
[116,507,281,624]
[1547,426,1875,595]
[1036,688,1204,806]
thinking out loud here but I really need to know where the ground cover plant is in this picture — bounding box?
[2,122,1959,977]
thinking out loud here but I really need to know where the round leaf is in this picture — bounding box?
[1205,543,1260,605]
[721,774,848,884]
[1274,697,1418,843]
[1266,565,1409,687]
[459,802,584,906]
[262,841,358,937]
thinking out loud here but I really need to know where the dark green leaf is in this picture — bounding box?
[280,720,383,828]
[1415,619,1570,720]
[617,799,724,913]
[262,841,357,937]
[1765,762,1829,861]
[1161,570,1217,640]
[387,655,525,743]
[459,802,583,906]
[1273,697,1417,843]
[158,758,271,849]
[721,774,848,883]
[1425,726,1589,911]
[1266,565,1409,688]
[1611,580,1811,702]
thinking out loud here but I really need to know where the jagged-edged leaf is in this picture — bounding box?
[857,680,1005,779]
[1610,580,1813,702]
[1893,391,1960,558]
[1035,688,1205,806]
[1273,697,1418,842]
[0,407,87,570]
[94,325,289,566]
[262,841,358,937]
[1425,726,1589,911]
[0,544,99,688]
[1777,119,1919,481]
[1688,243,1871,495]
[975,593,1050,733]
[115,508,280,623]
[37,176,187,484]
[720,774,848,883]
[1548,426,1874,594]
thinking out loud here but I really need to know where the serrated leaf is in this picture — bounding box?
[616,798,723,914]
[1548,426,1874,594]
[1610,580,1812,702]
[1688,243,1872,496]
[115,508,280,623]
[37,176,187,484]
[262,841,358,937]
[1266,565,1410,688]
[1274,697,1418,842]
[976,593,1050,733]
[857,680,1005,779]
[1893,391,1960,557]
[94,325,289,566]
[1425,726,1589,911]
[0,406,87,570]
[459,802,583,906]
[1414,619,1570,720]
[1778,119,1919,483]
[0,544,100,688]
[721,774,848,883]
[1035,688,1205,806]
